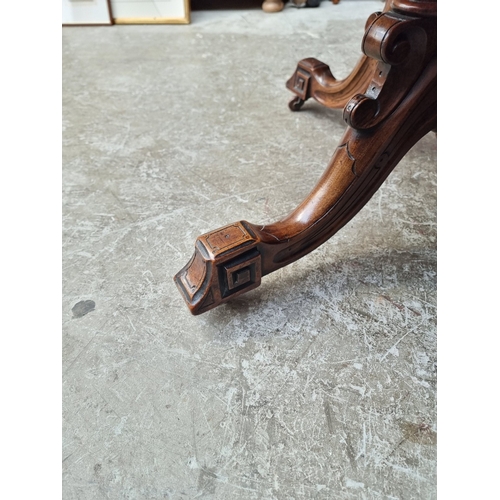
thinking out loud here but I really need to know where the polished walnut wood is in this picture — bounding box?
[175,0,437,315]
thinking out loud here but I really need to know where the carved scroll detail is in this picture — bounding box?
[343,11,434,129]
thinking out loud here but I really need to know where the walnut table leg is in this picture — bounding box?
[174,0,437,315]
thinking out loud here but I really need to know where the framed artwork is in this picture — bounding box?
[111,0,190,24]
[62,0,114,25]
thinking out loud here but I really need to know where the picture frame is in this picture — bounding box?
[62,0,114,26]
[110,0,191,25]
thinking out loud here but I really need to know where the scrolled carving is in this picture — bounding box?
[380,21,426,66]
[343,10,433,130]
[342,93,380,127]
[364,10,383,31]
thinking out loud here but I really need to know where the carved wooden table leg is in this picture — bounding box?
[174,0,436,315]
[287,0,391,111]
[287,55,379,111]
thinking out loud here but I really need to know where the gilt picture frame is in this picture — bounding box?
[111,0,191,25]
[62,0,114,26]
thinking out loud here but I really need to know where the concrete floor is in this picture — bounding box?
[62,1,437,498]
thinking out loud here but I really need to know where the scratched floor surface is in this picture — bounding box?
[62,1,436,499]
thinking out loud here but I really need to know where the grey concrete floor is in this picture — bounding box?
[62,2,436,499]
